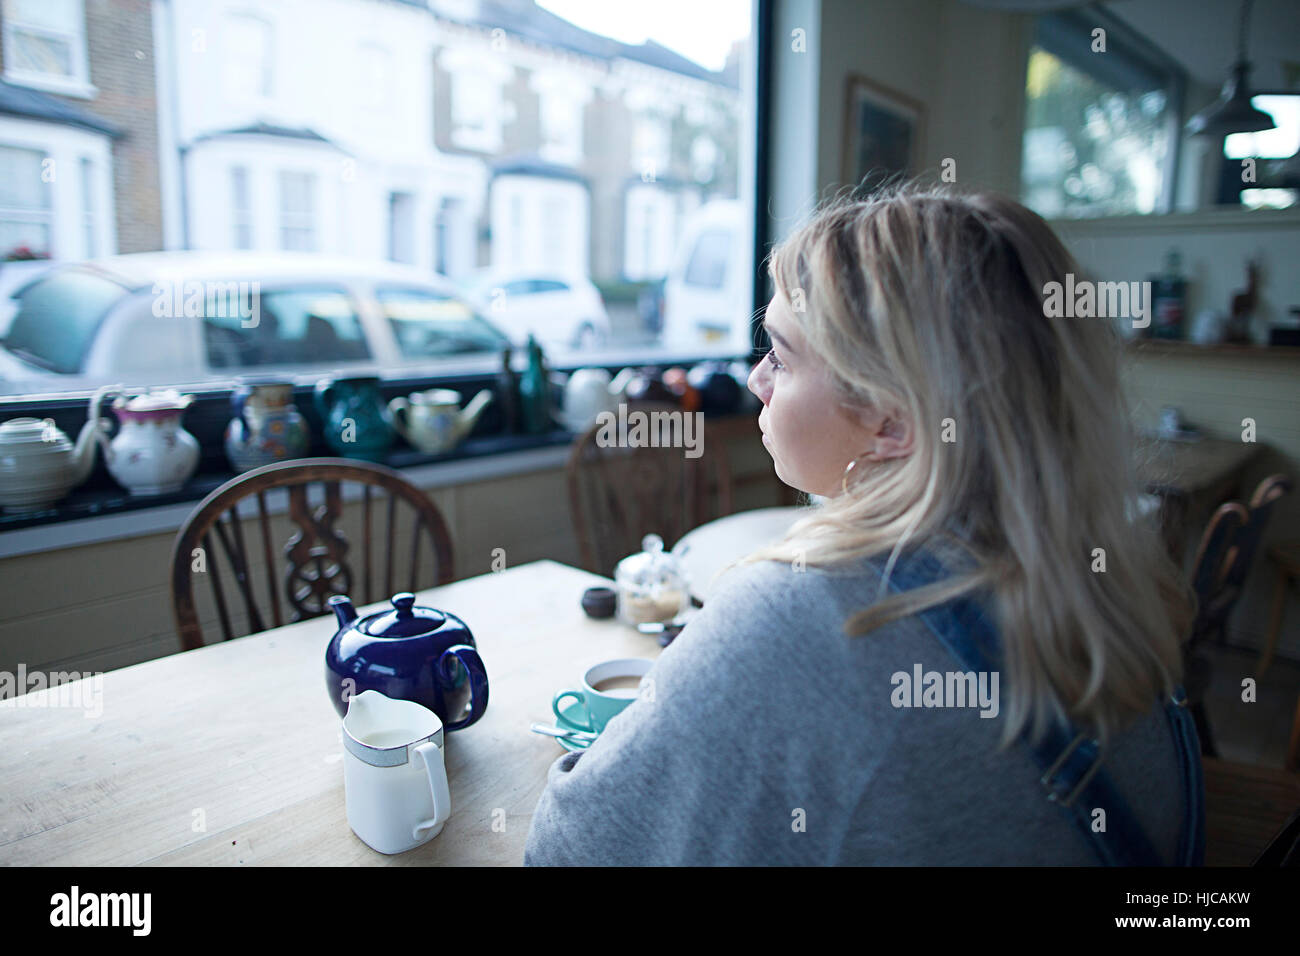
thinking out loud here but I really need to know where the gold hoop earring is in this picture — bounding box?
[841,451,875,496]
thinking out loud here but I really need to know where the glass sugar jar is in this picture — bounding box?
[614,533,687,627]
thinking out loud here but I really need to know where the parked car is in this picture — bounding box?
[460,271,610,352]
[0,258,61,338]
[0,252,512,396]
[662,199,750,353]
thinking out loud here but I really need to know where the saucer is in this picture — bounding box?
[553,698,597,752]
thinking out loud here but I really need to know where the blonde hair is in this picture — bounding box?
[738,183,1194,751]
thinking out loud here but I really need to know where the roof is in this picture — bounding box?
[68,251,460,291]
[189,122,343,149]
[0,79,122,137]
[489,153,588,183]
[440,0,734,88]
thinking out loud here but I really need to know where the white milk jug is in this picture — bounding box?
[342,690,451,854]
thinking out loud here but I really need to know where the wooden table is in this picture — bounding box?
[0,561,664,866]
[1134,435,1261,498]
[1133,435,1263,559]
[672,506,805,602]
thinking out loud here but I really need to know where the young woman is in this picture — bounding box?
[524,186,1204,866]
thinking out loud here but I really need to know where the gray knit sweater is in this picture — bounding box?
[523,532,1186,865]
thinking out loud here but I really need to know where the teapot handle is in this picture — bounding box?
[89,383,121,457]
[437,645,488,731]
[313,379,336,419]
[411,740,451,838]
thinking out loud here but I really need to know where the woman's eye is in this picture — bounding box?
[766,349,784,371]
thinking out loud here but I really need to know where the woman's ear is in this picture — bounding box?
[873,414,914,460]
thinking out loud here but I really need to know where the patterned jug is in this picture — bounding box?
[225,379,310,473]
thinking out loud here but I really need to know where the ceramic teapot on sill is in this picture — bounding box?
[559,367,638,433]
[325,592,489,731]
[388,388,493,455]
[0,399,102,512]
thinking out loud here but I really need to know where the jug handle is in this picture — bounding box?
[438,645,488,731]
[388,397,411,441]
[313,379,336,419]
[411,740,451,837]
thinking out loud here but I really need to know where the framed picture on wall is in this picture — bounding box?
[842,75,924,194]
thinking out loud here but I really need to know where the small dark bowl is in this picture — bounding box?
[581,586,617,619]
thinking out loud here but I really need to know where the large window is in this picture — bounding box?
[278,171,317,252]
[230,166,253,250]
[1020,11,1183,218]
[0,146,52,258]
[2,0,90,92]
[222,13,273,102]
[1,0,757,399]
[450,72,505,152]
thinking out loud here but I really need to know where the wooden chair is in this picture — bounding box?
[1257,540,1300,678]
[171,458,454,650]
[1189,474,1292,646]
[567,402,733,577]
[1183,474,1293,756]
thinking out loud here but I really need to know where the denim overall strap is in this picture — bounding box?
[1164,688,1207,866]
[875,543,1202,866]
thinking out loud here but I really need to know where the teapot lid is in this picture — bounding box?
[615,533,684,589]
[0,417,64,444]
[360,593,447,637]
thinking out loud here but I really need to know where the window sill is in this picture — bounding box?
[3,70,98,100]
[1126,338,1300,357]
[0,429,577,559]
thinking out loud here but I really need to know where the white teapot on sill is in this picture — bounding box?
[0,406,101,512]
[560,367,638,433]
[96,385,201,496]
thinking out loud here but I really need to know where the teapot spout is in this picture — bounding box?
[329,595,358,628]
[70,418,100,487]
[453,389,494,443]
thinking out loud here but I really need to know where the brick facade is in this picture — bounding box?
[0,0,163,254]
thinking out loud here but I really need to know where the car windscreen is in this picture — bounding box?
[377,287,510,357]
[2,269,126,373]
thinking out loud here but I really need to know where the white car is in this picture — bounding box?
[662,199,750,353]
[0,252,512,396]
[462,271,610,352]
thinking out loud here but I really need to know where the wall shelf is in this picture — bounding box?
[1126,339,1300,357]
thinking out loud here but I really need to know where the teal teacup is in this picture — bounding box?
[552,658,654,733]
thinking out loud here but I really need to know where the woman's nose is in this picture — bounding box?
[747,358,771,404]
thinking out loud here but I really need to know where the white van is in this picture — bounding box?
[662,199,750,354]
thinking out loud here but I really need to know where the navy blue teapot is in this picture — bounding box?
[325,592,488,731]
